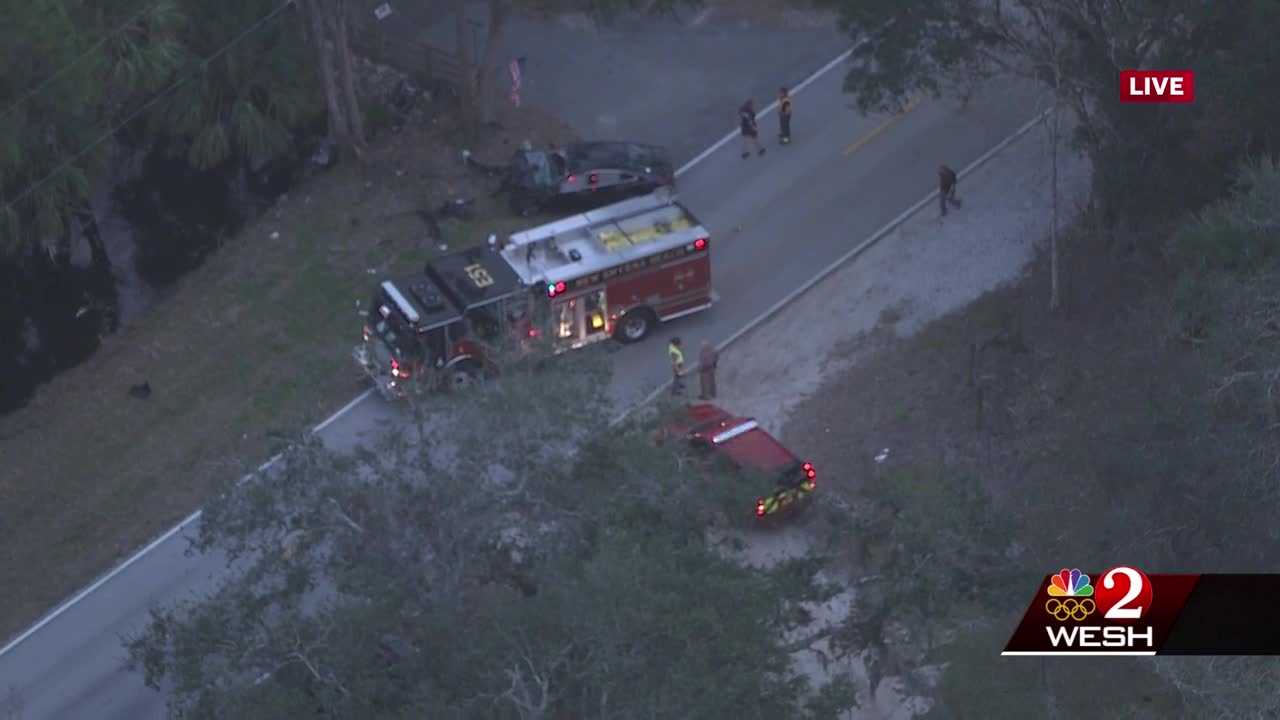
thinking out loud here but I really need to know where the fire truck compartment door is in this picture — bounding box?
[582,290,608,340]
[552,290,609,346]
[553,298,578,342]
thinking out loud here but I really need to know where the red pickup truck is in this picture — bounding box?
[660,403,817,520]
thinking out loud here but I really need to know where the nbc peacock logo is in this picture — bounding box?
[1047,568,1093,597]
[1044,568,1095,622]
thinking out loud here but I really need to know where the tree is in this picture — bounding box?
[819,465,1021,701]
[126,344,845,718]
[0,0,183,262]
[150,0,321,197]
[815,1,1280,224]
[296,0,367,160]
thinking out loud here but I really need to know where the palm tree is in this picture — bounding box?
[153,0,320,198]
[0,0,183,265]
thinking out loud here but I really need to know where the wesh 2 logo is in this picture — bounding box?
[1119,70,1195,104]
[1004,566,1160,655]
[1042,567,1154,650]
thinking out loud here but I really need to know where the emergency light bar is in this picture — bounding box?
[381,281,420,323]
[712,420,758,445]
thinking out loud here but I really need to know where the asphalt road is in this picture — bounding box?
[0,55,1041,720]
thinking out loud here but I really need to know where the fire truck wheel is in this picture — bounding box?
[614,308,655,343]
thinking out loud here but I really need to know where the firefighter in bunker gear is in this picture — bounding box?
[669,337,686,396]
[740,100,764,158]
[778,87,792,144]
[938,164,961,216]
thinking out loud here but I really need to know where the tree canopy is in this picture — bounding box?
[127,346,854,718]
[0,0,183,256]
[816,0,1280,216]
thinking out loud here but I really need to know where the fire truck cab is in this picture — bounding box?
[354,245,525,400]
[500,190,714,350]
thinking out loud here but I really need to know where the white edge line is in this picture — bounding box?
[0,509,204,657]
[611,106,1053,427]
[314,387,375,433]
[1,47,863,659]
[0,47,1024,658]
[674,45,857,178]
[0,388,377,657]
[1001,651,1157,656]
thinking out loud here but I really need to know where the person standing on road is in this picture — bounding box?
[698,340,719,400]
[740,100,765,158]
[778,87,792,145]
[938,164,961,216]
[668,336,686,396]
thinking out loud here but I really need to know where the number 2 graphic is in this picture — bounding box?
[1103,567,1146,620]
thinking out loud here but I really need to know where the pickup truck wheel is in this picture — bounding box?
[450,360,483,390]
[615,308,655,344]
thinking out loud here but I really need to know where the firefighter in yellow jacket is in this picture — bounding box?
[668,337,686,396]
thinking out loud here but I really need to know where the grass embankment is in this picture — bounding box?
[787,161,1280,715]
[0,104,575,642]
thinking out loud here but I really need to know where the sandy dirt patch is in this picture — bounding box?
[705,113,1092,716]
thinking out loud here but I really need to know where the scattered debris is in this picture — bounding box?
[310,141,336,169]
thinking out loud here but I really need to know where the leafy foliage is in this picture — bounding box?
[127,347,841,717]
[0,0,183,254]
[835,159,1280,716]
[151,0,320,171]
[815,0,1280,222]
[821,465,1018,698]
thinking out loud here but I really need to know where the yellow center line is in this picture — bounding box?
[843,96,922,156]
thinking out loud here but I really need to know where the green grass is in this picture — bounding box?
[0,118,559,642]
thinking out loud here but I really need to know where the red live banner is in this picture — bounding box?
[1004,569,1280,656]
[1119,70,1195,103]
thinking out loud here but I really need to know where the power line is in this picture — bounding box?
[0,0,175,124]
[1,0,297,217]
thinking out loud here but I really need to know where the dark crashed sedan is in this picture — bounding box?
[505,141,676,215]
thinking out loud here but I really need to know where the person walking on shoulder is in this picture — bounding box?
[938,164,961,216]
[778,87,792,145]
[698,340,719,400]
[668,337,686,396]
[740,100,764,158]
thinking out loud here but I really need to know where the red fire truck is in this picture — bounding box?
[498,188,714,348]
[354,191,715,399]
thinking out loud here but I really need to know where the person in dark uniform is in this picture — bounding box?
[938,164,961,216]
[740,100,765,159]
[698,340,719,400]
[778,87,792,145]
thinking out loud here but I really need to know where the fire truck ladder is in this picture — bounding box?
[504,190,679,257]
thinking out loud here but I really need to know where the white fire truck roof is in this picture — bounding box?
[500,191,707,288]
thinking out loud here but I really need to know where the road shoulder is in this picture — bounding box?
[709,112,1092,718]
